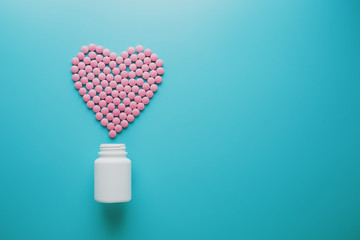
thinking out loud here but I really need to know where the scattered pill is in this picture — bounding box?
[109,130,116,138]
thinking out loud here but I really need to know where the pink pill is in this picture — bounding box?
[109,130,117,138]
[115,125,122,133]
[130,54,137,62]
[125,107,132,114]
[132,108,140,116]
[146,90,154,98]
[124,58,131,66]
[103,49,110,56]
[80,77,88,84]
[89,89,96,97]
[101,118,108,126]
[79,88,87,95]
[121,51,128,59]
[87,101,94,108]
[108,79,116,86]
[87,72,95,80]
[96,46,103,54]
[77,52,85,60]
[93,105,100,113]
[109,61,116,68]
[93,78,100,85]
[107,122,115,131]
[142,64,149,72]
[149,63,156,70]
[121,120,129,128]
[127,114,134,122]
[142,97,149,105]
[96,54,103,62]
[136,69,143,76]
[89,44,96,52]
[130,101,137,109]
[116,85,124,92]
[138,89,146,97]
[89,52,96,59]
[103,57,110,64]
[116,56,123,64]
[83,56,91,64]
[106,96,113,103]
[90,60,97,67]
[93,68,100,75]
[148,77,155,85]
[95,85,103,93]
[113,97,121,105]
[72,74,80,81]
[101,80,108,87]
[119,91,126,99]
[128,71,136,79]
[121,71,128,78]
[128,47,135,54]
[138,52,145,60]
[128,92,135,99]
[98,73,105,81]
[123,98,130,105]
[74,82,82,89]
[150,84,158,92]
[99,100,107,107]
[106,113,114,121]
[86,82,93,90]
[142,72,149,79]
[124,86,131,93]
[119,112,127,120]
[113,68,120,75]
[98,62,105,69]
[103,67,111,74]
[71,66,78,73]
[155,76,162,84]
[108,103,115,111]
[110,52,117,60]
[156,59,163,67]
[121,78,128,86]
[95,112,103,120]
[129,64,136,71]
[134,96,142,103]
[113,117,120,125]
[135,60,143,68]
[144,49,152,57]
[118,103,126,111]
[72,57,79,65]
[85,66,92,73]
[113,110,120,117]
[111,90,119,98]
[136,45,143,53]
[143,83,150,90]
[99,91,106,99]
[150,54,158,61]
[101,107,109,115]
[83,94,90,102]
[132,85,139,93]
[137,102,145,110]
[115,75,122,82]
[129,79,136,86]
[119,63,126,71]
[157,67,164,75]
[150,70,157,78]
[78,62,85,70]
[93,96,100,103]
[144,57,151,65]
[105,86,112,94]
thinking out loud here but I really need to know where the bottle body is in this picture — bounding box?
[94,144,131,203]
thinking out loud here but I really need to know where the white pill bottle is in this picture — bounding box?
[94,144,131,203]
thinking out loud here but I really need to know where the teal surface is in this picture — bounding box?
[0,0,359,239]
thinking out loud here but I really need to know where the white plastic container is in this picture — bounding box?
[94,144,131,203]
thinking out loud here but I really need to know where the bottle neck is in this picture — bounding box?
[98,144,127,157]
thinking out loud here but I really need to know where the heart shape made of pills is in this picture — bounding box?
[71,44,164,138]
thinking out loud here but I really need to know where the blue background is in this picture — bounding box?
[0,0,359,239]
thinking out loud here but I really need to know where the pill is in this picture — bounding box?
[119,112,127,120]
[95,85,103,93]
[127,114,134,122]
[136,45,143,53]
[98,62,105,69]
[110,52,117,60]
[105,86,112,94]
[134,96,142,103]
[113,117,120,125]
[146,90,154,98]
[136,60,143,68]
[144,49,152,56]
[136,69,143,76]
[137,102,145,110]
[142,97,150,105]
[129,64,136,71]
[90,60,97,68]
[138,52,145,60]
[157,67,164,75]
[93,96,100,103]
[109,80,116,88]
[95,112,103,120]
[125,107,132,114]
[113,68,120,75]
[87,73,94,82]
[106,74,114,82]
[101,118,108,126]
[121,51,128,59]
[101,107,109,115]
[74,82,82,89]
[156,59,163,67]
[132,108,140,116]
[113,109,120,117]
[83,94,90,102]
[121,78,128,86]
[79,88,87,95]
[128,47,135,54]
[103,57,110,64]
[132,85,139,93]
[149,63,156,70]
[106,113,114,121]
[93,68,100,75]
[109,61,116,68]
[113,97,121,105]
[121,71,128,78]
[96,54,103,62]
[129,79,136,86]
[150,54,158,61]
[86,82,93,90]
[138,89,146,97]
[78,62,85,70]
[124,58,131,66]
[72,74,80,81]
[83,57,91,64]
[111,90,119,98]
[155,76,162,84]
[103,49,110,56]
[144,57,151,65]
[119,91,126,99]
[99,100,107,107]
[116,85,123,92]
[72,57,79,65]
[118,103,126,111]
[101,80,108,87]
[114,125,122,133]
[142,83,150,90]
[77,52,85,60]
[108,103,115,111]
[123,98,130,105]
[96,46,103,54]
[150,84,158,92]
[150,70,157,78]
[87,101,94,108]
[119,63,126,71]
[80,77,88,84]
[147,77,155,85]
[105,96,113,103]
[142,64,149,72]
[71,66,78,73]
[128,71,136,79]
[116,57,123,64]
[142,72,149,79]
[109,130,116,138]
[130,54,137,62]
[128,92,135,99]
[93,105,101,113]
[85,65,92,73]
[107,122,115,130]
[121,120,129,128]
[99,91,107,99]
[89,52,96,59]
[130,101,137,109]
[89,89,96,97]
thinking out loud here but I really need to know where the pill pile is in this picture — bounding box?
[71,44,164,138]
